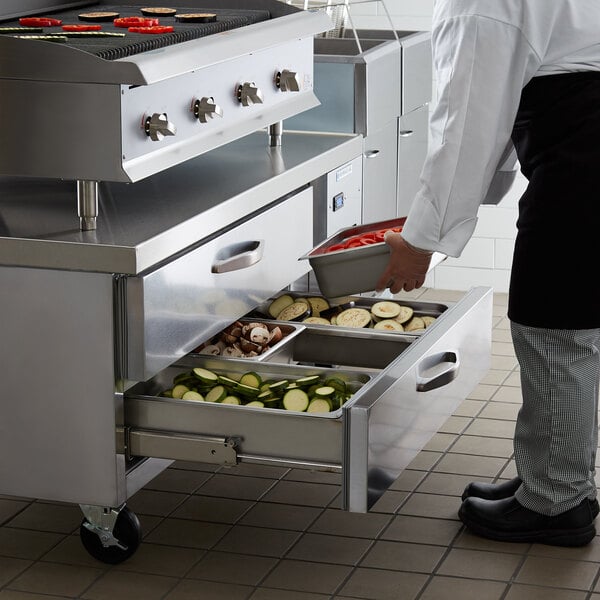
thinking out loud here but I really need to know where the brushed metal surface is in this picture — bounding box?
[125,187,314,380]
[0,132,363,274]
[0,5,331,85]
[0,267,127,506]
[345,286,493,511]
[123,287,492,512]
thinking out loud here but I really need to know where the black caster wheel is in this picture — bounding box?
[80,505,142,564]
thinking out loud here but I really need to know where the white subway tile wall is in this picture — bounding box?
[350,0,522,292]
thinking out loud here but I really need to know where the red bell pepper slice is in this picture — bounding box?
[62,24,102,31]
[19,17,62,27]
[113,16,159,28]
[128,25,174,34]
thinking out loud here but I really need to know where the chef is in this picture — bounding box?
[376,0,600,546]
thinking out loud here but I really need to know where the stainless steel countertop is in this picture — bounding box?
[0,131,362,275]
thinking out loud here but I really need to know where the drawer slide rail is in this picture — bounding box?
[121,427,239,465]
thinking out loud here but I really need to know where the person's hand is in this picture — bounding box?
[375,232,433,294]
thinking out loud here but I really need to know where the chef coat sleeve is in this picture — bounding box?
[482,142,519,205]
[400,15,540,257]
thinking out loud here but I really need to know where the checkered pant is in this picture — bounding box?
[511,322,600,516]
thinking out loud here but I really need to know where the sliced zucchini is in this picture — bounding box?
[182,390,205,401]
[193,367,219,384]
[257,390,275,401]
[295,375,321,387]
[371,301,402,320]
[171,384,190,399]
[336,307,372,328]
[245,400,265,408]
[161,389,173,398]
[373,319,404,332]
[422,315,437,327]
[268,294,294,318]
[307,398,331,413]
[325,377,347,393]
[239,371,261,389]
[282,388,310,412]
[313,386,335,398]
[217,375,240,387]
[173,372,197,386]
[260,381,274,393]
[221,395,242,405]
[235,383,261,397]
[268,380,289,393]
[205,385,227,403]
[276,301,312,322]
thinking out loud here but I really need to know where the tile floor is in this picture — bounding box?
[2,288,600,599]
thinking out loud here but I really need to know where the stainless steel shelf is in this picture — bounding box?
[0,131,362,274]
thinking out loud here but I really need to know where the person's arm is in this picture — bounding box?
[400,14,541,257]
[482,142,519,206]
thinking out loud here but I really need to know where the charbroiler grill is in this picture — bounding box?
[0,0,493,567]
[0,0,330,229]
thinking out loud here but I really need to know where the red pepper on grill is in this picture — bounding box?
[128,25,174,34]
[62,24,102,31]
[113,16,159,28]
[19,17,62,27]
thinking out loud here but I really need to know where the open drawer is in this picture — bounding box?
[124,286,492,512]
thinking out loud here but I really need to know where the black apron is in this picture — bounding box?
[508,71,600,329]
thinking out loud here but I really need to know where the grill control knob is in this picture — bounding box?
[236,82,264,106]
[193,97,224,123]
[144,113,176,142]
[275,69,300,92]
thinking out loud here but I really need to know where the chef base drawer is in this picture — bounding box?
[124,287,493,512]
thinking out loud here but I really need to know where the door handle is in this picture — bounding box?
[211,240,264,273]
[364,150,380,159]
[399,130,414,137]
[416,350,460,392]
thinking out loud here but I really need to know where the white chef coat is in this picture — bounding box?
[401,0,600,257]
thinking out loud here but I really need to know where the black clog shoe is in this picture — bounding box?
[458,496,596,547]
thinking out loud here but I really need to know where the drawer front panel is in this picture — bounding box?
[126,188,313,381]
[124,287,492,513]
[344,286,493,511]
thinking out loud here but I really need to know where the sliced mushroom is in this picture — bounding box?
[249,326,270,345]
[199,344,221,355]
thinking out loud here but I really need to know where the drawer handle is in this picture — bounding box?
[211,240,264,274]
[416,350,459,392]
[364,150,380,159]
[399,130,415,137]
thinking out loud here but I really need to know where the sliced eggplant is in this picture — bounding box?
[404,316,426,332]
[302,316,331,325]
[268,294,294,318]
[371,301,402,320]
[422,316,437,327]
[276,301,312,322]
[373,319,404,332]
[336,307,372,328]
[394,305,415,324]
[140,7,178,16]
[307,296,330,315]
[78,11,120,21]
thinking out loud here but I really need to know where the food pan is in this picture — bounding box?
[189,319,304,362]
[299,217,405,297]
[249,292,447,337]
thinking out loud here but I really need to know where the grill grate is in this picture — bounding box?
[6,5,271,59]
